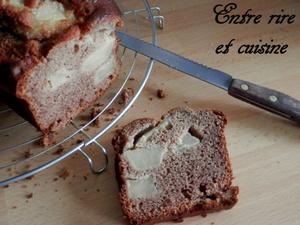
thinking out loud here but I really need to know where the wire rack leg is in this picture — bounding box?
[78,145,108,174]
[71,122,108,174]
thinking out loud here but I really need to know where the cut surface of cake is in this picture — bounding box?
[113,107,239,225]
[0,0,123,135]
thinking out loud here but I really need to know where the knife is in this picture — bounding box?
[117,31,300,123]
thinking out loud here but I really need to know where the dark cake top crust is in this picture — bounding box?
[0,0,122,40]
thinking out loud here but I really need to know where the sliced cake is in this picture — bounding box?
[113,107,239,225]
[0,0,123,135]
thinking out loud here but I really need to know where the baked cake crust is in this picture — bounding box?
[0,0,76,39]
[0,0,122,39]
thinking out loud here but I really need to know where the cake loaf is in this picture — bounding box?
[0,0,123,135]
[113,107,239,225]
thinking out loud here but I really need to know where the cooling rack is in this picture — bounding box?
[0,0,165,187]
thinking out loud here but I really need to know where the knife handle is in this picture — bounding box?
[228,79,300,123]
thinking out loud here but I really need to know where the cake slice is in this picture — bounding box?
[113,107,239,225]
[0,0,123,135]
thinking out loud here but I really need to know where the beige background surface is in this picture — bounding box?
[1,0,300,225]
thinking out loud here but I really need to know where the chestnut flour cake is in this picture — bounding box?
[0,0,123,135]
[113,107,239,225]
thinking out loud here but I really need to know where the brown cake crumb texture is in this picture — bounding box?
[52,145,64,155]
[25,175,34,180]
[76,138,84,144]
[24,150,32,159]
[120,88,135,105]
[91,106,102,127]
[157,89,166,99]
[25,193,33,199]
[58,167,69,180]
[112,107,239,225]
[107,107,116,115]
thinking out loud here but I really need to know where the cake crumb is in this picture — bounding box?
[25,193,33,199]
[3,185,9,189]
[107,107,116,115]
[91,107,102,126]
[83,175,88,181]
[52,146,64,155]
[24,150,32,159]
[42,133,55,147]
[53,177,58,182]
[26,175,34,180]
[76,138,84,144]
[58,167,70,180]
[149,97,153,101]
[12,206,17,209]
[129,77,135,81]
[157,89,166,99]
[96,189,100,192]
[119,88,135,105]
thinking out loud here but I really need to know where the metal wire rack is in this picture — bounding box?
[0,0,165,187]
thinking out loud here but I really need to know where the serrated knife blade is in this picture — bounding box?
[117,31,300,124]
[117,31,232,90]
